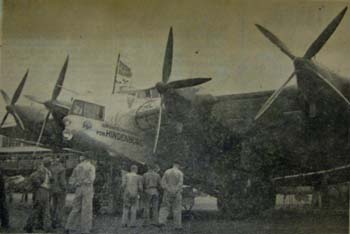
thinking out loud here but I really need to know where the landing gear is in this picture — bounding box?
[217,173,274,219]
[215,135,276,219]
[93,159,123,214]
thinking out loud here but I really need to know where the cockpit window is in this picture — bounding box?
[71,100,105,121]
[150,88,160,98]
[135,88,159,98]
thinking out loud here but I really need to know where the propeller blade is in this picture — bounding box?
[0,112,9,128]
[24,95,45,104]
[255,24,296,60]
[304,7,347,59]
[255,72,296,121]
[35,111,51,147]
[162,27,173,84]
[11,109,25,130]
[0,90,11,105]
[153,98,163,153]
[166,78,212,89]
[12,69,29,105]
[305,66,350,107]
[52,56,69,101]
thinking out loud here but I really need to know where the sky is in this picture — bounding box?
[1,0,350,114]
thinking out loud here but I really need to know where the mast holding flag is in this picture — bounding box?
[112,53,133,94]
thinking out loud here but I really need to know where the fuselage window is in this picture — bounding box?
[71,100,105,121]
[150,88,160,98]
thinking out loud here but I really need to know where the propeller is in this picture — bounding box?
[254,7,348,120]
[0,70,29,130]
[152,27,211,153]
[32,56,69,146]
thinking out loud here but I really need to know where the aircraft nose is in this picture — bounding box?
[63,117,72,127]
[63,129,73,141]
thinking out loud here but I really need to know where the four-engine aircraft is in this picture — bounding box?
[2,7,350,218]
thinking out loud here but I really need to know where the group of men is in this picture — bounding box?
[23,156,68,233]
[122,160,184,230]
[0,154,184,233]
[0,153,96,234]
[0,156,67,233]
[24,154,96,234]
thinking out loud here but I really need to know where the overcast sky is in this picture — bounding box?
[1,0,350,114]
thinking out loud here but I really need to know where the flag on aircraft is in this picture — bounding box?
[118,60,132,78]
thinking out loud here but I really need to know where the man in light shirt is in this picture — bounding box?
[65,153,96,234]
[158,160,184,230]
[121,164,143,228]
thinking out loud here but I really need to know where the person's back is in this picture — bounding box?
[143,171,161,195]
[70,160,95,187]
[142,166,161,226]
[122,165,142,227]
[50,159,67,228]
[65,156,95,234]
[51,162,66,193]
[159,162,184,230]
[162,167,183,194]
[123,172,142,197]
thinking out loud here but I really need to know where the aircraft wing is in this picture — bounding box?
[0,125,25,139]
[189,85,302,133]
[273,163,350,186]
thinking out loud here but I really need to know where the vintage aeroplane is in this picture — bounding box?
[59,5,350,216]
[2,6,350,218]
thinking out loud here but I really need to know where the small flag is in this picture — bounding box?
[118,60,132,78]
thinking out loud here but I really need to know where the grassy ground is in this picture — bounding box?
[1,193,348,234]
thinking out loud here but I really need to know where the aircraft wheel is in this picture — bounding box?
[217,173,274,219]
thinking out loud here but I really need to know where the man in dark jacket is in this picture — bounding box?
[0,167,10,230]
[142,163,161,226]
[50,157,67,229]
[24,160,52,233]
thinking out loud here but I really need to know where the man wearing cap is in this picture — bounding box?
[0,167,10,230]
[24,159,52,233]
[121,164,143,228]
[142,163,161,226]
[158,160,184,230]
[50,156,67,229]
[65,154,96,234]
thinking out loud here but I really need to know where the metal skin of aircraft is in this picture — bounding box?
[60,7,350,218]
[0,57,71,146]
[62,27,212,164]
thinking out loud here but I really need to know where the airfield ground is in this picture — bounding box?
[1,193,348,234]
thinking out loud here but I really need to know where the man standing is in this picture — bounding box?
[50,156,67,229]
[121,164,143,228]
[158,160,183,230]
[142,163,161,226]
[65,154,96,234]
[24,160,52,233]
[0,167,10,230]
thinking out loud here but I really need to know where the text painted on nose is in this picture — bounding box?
[96,130,143,146]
